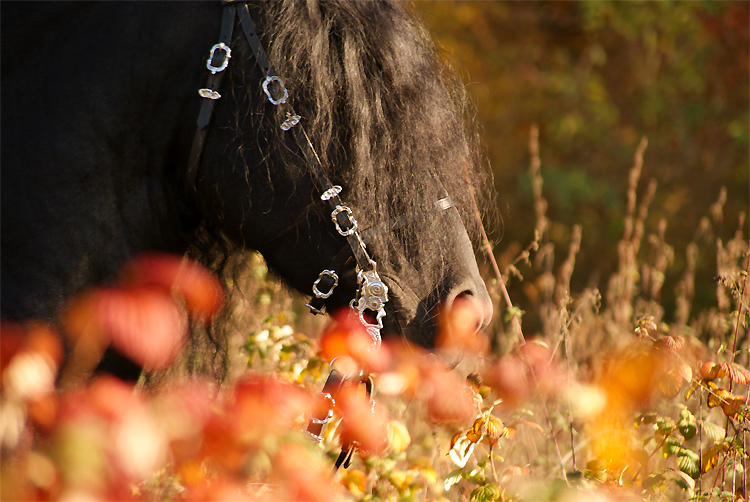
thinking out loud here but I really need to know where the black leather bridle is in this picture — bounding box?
[187,1,394,347]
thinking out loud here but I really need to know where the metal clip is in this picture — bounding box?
[312,270,339,299]
[206,43,231,74]
[321,185,343,201]
[331,206,358,236]
[198,88,221,100]
[280,113,300,131]
[262,75,288,105]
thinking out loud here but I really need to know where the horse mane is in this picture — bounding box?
[184,0,495,380]
[262,0,494,284]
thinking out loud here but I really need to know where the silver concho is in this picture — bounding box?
[351,269,388,349]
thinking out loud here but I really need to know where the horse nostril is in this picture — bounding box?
[441,289,494,341]
[454,290,494,332]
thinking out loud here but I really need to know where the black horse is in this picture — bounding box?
[1,1,495,380]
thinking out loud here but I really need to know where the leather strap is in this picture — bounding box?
[186,4,237,192]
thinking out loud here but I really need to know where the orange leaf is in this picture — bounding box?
[699,362,720,380]
[701,443,728,473]
[658,371,684,398]
[450,431,463,451]
[720,362,750,385]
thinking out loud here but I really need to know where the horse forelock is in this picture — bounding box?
[254,0,496,294]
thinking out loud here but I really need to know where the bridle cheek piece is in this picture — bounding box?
[189,1,389,349]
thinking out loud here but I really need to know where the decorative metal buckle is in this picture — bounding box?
[312,270,339,299]
[350,269,389,349]
[280,113,300,131]
[321,185,342,201]
[262,75,288,105]
[356,270,389,312]
[331,206,358,236]
[206,43,231,74]
[198,88,221,100]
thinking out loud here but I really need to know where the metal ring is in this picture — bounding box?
[308,392,335,424]
[206,43,231,74]
[331,205,358,236]
[312,270,339,299]
[302,430,323,444]
[262,76,288,105]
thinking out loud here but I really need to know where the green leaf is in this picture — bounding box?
[656,417,676,436]
[678,419,697,441]
[677,449,700,479]
[642,473,666,492]
[667,468,696,491]
[583,469,607,483]
[504,306,525,323]
[470,483,501,502]
[701,421,726,442]
[443,469,464,491]
[586,459,606,471]
[637,412,658,425]
[662,437,682,458]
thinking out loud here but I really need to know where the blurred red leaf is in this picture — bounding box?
[484,355,529,408]
[271,443,341,501]
[229,374,312,436]
[24,322,64,370]
[97,286,186,370]
[319,310,389,372]
[337,385,388,456]
[0,320,26,372]
[422,367,475,427]
[121,253,224,319]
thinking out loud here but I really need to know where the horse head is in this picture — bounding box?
[0,1,495,380]
[193,1,494,349]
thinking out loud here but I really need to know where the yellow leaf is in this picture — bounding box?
[386,420,411,454]
[450,431,463,451]
[701,444,726,473]
[485,415,505,439]
[341,469,367,496]
[658,371,683,398]
[418,466,438,485]
[505,465,530,476]
[389,469,417,492]
[467,426,482,443]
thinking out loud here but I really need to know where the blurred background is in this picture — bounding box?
[413,1,749,334]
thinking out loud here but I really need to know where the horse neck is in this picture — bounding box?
[1,4,223,321]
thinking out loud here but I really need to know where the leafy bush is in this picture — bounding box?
[1,131,748,501]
